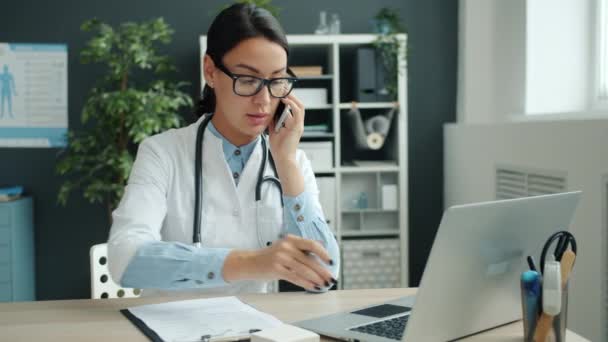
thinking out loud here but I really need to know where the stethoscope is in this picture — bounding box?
[193,114,284,247]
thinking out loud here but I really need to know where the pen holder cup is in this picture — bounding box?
[548,282,568,342]
[522,282,568,342]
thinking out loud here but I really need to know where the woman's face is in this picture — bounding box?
[205,37,288,145]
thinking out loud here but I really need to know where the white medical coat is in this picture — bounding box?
[108,115,326,296]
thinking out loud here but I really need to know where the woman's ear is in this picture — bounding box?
[203,54,216,88]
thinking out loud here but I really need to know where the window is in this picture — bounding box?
[597,0,608,103]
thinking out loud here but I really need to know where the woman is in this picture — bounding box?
[107,3,340,296]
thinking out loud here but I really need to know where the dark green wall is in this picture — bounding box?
[0,0,457,299]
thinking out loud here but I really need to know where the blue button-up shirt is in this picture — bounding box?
[208,123,259,186]
[120,121,339,292]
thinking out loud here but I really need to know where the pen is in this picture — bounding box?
[208,335,250,342]
[202,329,261,342]
[176,336,250,342]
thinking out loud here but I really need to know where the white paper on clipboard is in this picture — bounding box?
[126,296,283,342]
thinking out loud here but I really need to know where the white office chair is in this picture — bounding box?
[89,243,142,299]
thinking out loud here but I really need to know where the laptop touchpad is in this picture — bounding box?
[351,304,411,318]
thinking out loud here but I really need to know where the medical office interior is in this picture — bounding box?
[0,0,605,341]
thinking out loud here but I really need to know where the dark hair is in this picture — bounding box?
[197,3,289,117]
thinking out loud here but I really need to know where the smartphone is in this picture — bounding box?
[274,103,291,133]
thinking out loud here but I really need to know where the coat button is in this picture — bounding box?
[266,241,272,246]
[234,149,241,156]
[233,172,239,179]
[294,203,301,211]
[296,215,304,222]
[207,272,215,280]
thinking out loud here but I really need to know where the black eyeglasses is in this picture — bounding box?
[215,63,298,98]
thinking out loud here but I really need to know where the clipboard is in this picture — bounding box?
[118,296,282,342]
[121,308,164,342]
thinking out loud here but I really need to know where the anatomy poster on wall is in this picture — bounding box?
[0,43,67,147]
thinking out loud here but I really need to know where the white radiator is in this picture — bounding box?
[496,165,567,200]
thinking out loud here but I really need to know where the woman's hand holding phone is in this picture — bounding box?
[268,94,305,164]
[269,95,306,196]
[274,104,291,133]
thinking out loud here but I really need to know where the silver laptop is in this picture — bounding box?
[295,191,581,341]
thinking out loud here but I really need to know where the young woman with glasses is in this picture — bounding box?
[107,3,340,297]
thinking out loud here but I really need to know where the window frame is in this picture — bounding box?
[593,0,608,111]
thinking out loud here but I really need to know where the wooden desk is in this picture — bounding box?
[0,288,589,341]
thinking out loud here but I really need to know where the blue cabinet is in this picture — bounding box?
[0,197,35,301]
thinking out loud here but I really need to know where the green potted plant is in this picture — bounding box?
[372,7,404,34]
[372,7,407,99]
[56,18,192,222]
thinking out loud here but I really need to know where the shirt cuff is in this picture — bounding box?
[187,247,232,287]
[283,190,318,234]
[120,242,232,290]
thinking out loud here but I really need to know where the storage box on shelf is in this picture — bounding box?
[292,88,329,108]
[299,141,334,173]
[341,238,401,289]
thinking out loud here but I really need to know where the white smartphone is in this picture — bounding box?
[274,104,292,133]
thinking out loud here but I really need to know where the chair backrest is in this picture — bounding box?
[89,243,142,299]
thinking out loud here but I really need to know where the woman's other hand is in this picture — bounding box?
[222,234,336,291]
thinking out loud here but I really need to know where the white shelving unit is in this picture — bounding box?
[200,34,408,289]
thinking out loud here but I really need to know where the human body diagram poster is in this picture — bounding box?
[0,43,67,147]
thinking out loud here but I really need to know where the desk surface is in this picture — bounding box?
[0,288,589,341]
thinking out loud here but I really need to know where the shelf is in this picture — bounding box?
[298,74,334,80]
[303,103,397,110]
[338,102,398,109]
[306,104,333,110]
[341,209,399,214]
[341,229,400,238]
[340,165,399,173]
[302,132,335,139]
[313,169,336,174]
[287,34,386,45]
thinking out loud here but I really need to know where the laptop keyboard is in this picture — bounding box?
[351,304,410,318]
[349,314,409,341]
